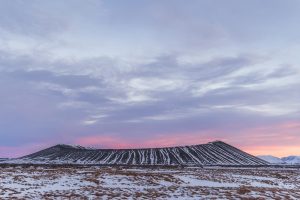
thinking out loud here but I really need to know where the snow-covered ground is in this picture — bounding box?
[0,166,299,199]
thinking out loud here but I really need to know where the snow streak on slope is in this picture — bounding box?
[8,141,268,166]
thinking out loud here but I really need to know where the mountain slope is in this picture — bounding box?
[5,141,268,166]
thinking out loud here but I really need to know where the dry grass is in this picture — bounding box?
[0,166,299,199]
[237,186,251,195]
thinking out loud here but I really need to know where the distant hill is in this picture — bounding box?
[282,156,300,164]
[0,141,268,166]
[258,155,300,165]
[257,155,285,164]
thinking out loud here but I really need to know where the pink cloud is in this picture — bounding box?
[2,120,300,158]
[75,135,135,149]
[75,121,300,157]
[227,121,300,156]
[0,143,51,158]
[75,131,220,149]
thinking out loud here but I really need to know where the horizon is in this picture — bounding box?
[2,140,300,159]
[1,0,300,158]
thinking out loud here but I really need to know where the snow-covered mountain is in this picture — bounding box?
[1,141,268,166]
[258,155,300,165]
[281,156,300,164]
[257,155,285,164]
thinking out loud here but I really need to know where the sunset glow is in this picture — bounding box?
[1,0,300,158]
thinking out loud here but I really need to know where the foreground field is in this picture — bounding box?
[0,166,300,199]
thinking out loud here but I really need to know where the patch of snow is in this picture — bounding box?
[176,175,240,188]
[232,174,276,181]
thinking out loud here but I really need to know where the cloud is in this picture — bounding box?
[0,51,299,142]
[0,0,300,157]
[237,104,300,116]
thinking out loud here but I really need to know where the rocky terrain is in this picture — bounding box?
[0,165,299,199]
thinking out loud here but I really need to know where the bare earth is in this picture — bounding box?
[0,166,300,199]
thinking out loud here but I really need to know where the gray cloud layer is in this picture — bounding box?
[0,0,300,154]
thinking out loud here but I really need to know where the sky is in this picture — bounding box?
[0,0,300,158]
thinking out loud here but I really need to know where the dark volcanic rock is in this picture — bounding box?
[16,141,268,166]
